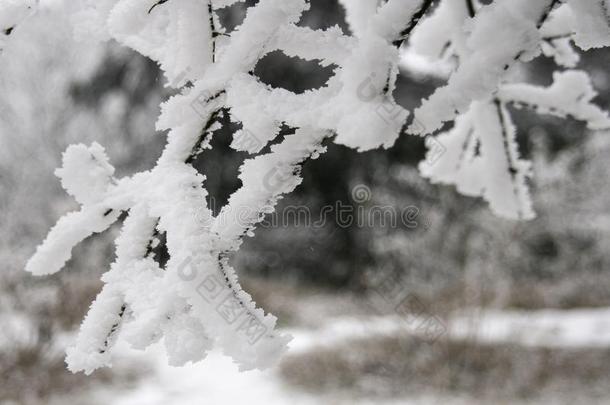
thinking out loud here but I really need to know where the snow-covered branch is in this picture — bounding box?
[13,0,610,373]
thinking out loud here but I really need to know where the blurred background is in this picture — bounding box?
[1,1,609,404]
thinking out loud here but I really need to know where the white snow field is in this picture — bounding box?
[82,307,610,405]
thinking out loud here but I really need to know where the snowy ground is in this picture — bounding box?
[449,307,610,348]
[89,336,442,405]
[78,307,610,405]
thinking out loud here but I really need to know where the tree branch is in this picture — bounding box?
[392,0,435,48]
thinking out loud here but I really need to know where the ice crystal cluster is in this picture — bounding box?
[2,0,608,373]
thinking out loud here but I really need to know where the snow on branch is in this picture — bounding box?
[408,0,558,135]
[498,70,610,130]
[15,0,610,372]
[408,0,610,219]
